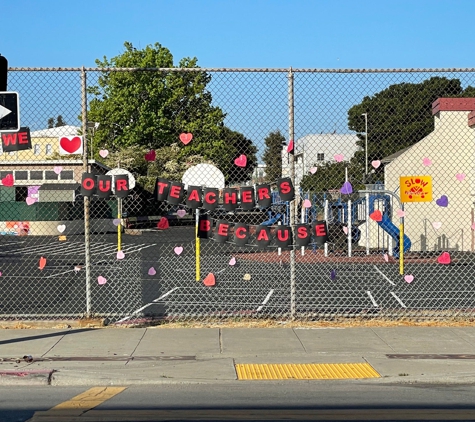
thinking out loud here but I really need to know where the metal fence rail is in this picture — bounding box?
[1,67,475,322]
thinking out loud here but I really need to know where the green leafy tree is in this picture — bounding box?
[47,117,55,128]
[347,77,475,181]
[262,130,285,182]
[55,115,66,127]
[86,41,256,183]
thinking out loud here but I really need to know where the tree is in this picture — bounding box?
[86,41,256,183]
[47,116,67,128]
[347,77,475,180]
[262,130,285,182]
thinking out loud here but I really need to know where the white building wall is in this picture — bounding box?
[384,111,475,252]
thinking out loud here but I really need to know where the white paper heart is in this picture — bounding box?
[99,149,109,158]
[371,160,381,169]
[432,221,442,230]
[309,167,317,174]
[113,219,121,226]
[343,226,348,235]
[57,224,66,233]
[174,246,183,255]
[116,250,125,260]
[383,253,389,262]
[53,166,63,175]
[26,197,35,206]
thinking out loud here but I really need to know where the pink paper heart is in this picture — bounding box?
[97,276,107,285]
[0,272,2,277]
[309,167,317,174]
[432,221,442,230]
[396,209,405,218]
[39,257,47,270]
[334,154,344,162]
[437,251,451,265]
[422,157,432,166]
[26,197,35,206]
[229,257,236,266]
[371,160,381,169]
[113,219,121,226]
[116,250,125,260]
[234,154,247,167]
[456,173,466,181]
[179,133,193,145]
[404,274,414,283]
[174,246,183,255]
[302,199,311,208]
[383,253,389,262]
[176,209,187,218]
[287,140,294,153]
[99,149,109,158]
[472,223,475,231]
[343,226,348,235]
[53,166,63,175]
[148,267,156,276]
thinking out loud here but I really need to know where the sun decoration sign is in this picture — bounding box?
[400,175,432,203]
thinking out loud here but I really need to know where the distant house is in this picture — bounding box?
[282,133,361,186]
[0,125,113,235]
[383,98,475,252]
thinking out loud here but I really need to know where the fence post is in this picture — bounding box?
[288,67,296,320]
[81,66,92,318]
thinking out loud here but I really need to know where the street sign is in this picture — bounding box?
[0,91,20,132]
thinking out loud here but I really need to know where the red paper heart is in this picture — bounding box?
[1,173,14,187]
[287,140,294,153]
[234,154,247,167]
[203,273,216,286]
[157,217,169,230]
[370,210,383,222]
[179,132,193,145]
[145,150,156,162]
[60,136,82,154]
[437,251,451,265]
[39,256,47,270]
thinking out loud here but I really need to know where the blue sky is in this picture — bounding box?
[2,0,475,69]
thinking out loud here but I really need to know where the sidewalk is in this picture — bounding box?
[1,326,475,385]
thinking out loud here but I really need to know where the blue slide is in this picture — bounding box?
[261,213,282,226]
[378,214,411,255]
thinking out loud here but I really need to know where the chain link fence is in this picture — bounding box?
[1,67,475,322]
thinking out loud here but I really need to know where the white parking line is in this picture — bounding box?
[116,287,180,323]
[373,265,395,285]
[390,291,407,308]
[367,291,378,307]
[257,289,274,312]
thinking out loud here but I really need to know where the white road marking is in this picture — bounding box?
[116,287,180,323]
[366,291,378,307]
[390,291,407,308]
[373,265,395,285]
[257,289,274,312]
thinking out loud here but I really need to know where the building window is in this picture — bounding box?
[46,144,52,155]
[30,171,43,180]
[60,170,74,180]
[15,171,28,180]
[317,153,324,161]
[34,144,41,155]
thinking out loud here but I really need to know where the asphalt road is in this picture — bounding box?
[0,226,474,321]
[3,383,475,421]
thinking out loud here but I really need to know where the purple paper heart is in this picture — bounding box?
[330,270,337,280]
[340,181,353,195]
[436,195,448,207]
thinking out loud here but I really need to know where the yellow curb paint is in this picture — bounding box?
[235,363,380,380]
[31,386,127,419]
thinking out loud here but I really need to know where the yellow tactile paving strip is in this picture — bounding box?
[235,363,380,380]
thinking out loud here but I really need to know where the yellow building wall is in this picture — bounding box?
[0,136,65,161]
